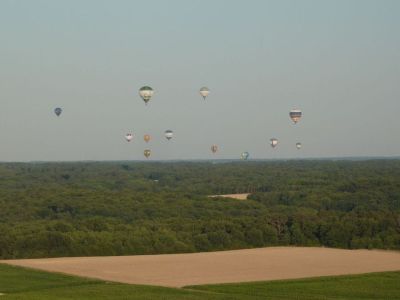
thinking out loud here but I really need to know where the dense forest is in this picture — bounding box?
[0,160,399,259]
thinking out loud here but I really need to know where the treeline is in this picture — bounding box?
[0,160,399,259]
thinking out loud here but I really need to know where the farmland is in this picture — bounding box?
[4,247,400,287]
[1,264,400,299]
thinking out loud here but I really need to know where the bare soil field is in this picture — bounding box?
[3,247,400,288]
[208,193,250,200]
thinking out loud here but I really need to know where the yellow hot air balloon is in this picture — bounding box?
[144,149,151,158]
[144,134,151,143]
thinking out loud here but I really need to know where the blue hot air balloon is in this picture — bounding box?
[54,107,62,117]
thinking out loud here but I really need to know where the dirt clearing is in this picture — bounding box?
[3,247,400,288]
[208,193,250,200]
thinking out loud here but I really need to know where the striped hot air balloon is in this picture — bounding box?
[139,86,154,105]
[199,87,210,100]
[165,130,173,140]
[289,109,302,124]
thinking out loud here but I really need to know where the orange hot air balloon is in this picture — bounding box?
[144,134,151,143]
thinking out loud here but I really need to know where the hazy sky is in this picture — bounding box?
[0,0,399,161]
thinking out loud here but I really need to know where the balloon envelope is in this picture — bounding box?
[165,130,173,140]
[296,142,302,150]
[199,87,210,100]
[139,86,154,105]
[241,152,250,160]
[270,138,278,148]
[144,134,151,143]
[125,134,133,142]
[211,145,218,154]
[54,107,62,117]
[144,149,151,158]
[289,109,302,124]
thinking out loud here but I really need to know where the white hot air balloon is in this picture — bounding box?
[270,138,278,148]
[199,87,210,100]
[241,152,250,160]
[125,133,133,142]
[165,130,173,140]
[296,142,302,150]
[139,86,154,105]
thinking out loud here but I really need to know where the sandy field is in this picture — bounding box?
[3,247,400,288]
[208,193,250,200]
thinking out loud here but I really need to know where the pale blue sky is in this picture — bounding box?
[0,0,399,161]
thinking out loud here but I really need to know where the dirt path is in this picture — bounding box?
[208,193,250,200]
[3,247,400,288]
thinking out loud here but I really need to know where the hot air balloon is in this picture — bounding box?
[144,134,151,143]
[289,109,302,124]
[125,133,133,142]
[139,86,154,105]
[296,142,302,150]
[165,130,173,140]
[211,145,218,154]
[144,149,151,158]
[270,138,278,148]
[54,107,62,117]
[199,87,210,100]
[241,152,250,160]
